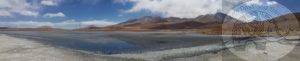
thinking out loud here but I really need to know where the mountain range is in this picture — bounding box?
[75,12,300,35]
[1,12,300,35]
[75,12,238,32]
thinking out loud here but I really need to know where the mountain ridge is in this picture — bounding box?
[105,12,237,30]
[1,12,300,35]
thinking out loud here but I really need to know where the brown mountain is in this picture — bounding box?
[103,12,237,31]
[0,26,66,31]
[223,13,300,35]
[261,13,300,33]
[117,16,165,26]
[76,12,300,35]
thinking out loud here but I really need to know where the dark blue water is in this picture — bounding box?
[0,31,144,54]
[0,31,222,54]
[43,39,144,54]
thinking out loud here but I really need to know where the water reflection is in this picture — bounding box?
[0,31,222,54]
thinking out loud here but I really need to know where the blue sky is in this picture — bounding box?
[0,0,299,29]
[277,0,300,13]
[0,0,152,22]
[39,0,152,22]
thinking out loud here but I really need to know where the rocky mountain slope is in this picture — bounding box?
[95,12,238,32]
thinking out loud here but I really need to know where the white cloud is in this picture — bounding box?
[43,12,66,18]
[222,0,252,13]
[119,0,222,18]
[245,0,278,6]
[80,0,102,5]
[119,0,286,22]
[19,11,39,17]
[0,0,62,17]
[81,20,118,27]
[226,0,289,22]
[0,20,117,29]
[0,0,39,17]
[41,0,60,6]
[0,10,12,17]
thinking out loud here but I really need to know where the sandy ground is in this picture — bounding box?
[161,36,300,61]
[162,45,300,61]
[109,44,225,61]
[109,36,300,61]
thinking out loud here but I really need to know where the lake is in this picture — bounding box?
[0,31,223,54]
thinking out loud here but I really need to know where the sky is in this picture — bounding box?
[0,0,299,29]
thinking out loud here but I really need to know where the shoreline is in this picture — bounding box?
[1,33,300,61]
[0,34,143,61]
[0,34,228,61]
[1,30,299,36]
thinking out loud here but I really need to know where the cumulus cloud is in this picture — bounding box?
[0,0,39,17]
[222,0,252,13]
[118,0,286,22]
[118,0,222,18]
[80,20,118,27]
[41,0,60,6]
[227,0,289,22]
[0,10,12,16]
[0,20,117,29]
[43,12,66,18]
[80,0,102,5]
[116,0,257,19]
[0,0,63,17]
[245,0,278,6]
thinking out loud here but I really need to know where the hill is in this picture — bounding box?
[76,12,238,33]
[0,26,66,31]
